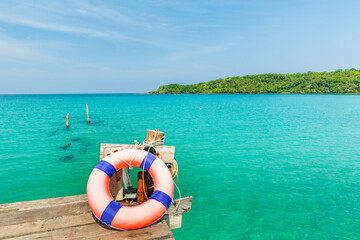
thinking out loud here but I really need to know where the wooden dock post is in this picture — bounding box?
[86,104,90,123]
[144,129,165,146]
[66,114,69,128]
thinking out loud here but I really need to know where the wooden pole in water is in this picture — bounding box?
[86,104,90,123]
[66,114,69,128]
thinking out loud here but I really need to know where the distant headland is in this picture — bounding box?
[150,69,360,94]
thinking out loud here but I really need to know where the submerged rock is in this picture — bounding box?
[49,129,59,137]
[72,137,86,142]
[59,154,74,162]
[60,142,71,149]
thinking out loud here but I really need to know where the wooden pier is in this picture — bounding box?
[0,194,178,239]
[0,130,192,239]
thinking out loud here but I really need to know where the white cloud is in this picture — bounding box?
[74,1,135,25]
[0,32,79,65]
[0,13,143,42]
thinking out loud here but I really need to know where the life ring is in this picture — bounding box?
[87,149,174,230]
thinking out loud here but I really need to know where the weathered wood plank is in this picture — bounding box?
[165,196,193,230]
[83,221,174,240]
[164,214,182,230]
[109,170,123,201]
[122,168,132,189]
[101,144,175,164]
[4,221,174,240]
[0,201,90,226]
[0,195,87,212]
[0,213,93,239]
[0,195,175,240]
[167,196,193,215]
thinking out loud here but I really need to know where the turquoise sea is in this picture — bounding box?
[1,94,360,239]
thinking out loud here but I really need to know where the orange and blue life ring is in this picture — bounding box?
[87,149,174,230]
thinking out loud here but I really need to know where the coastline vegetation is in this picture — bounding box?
[151,69,360,94]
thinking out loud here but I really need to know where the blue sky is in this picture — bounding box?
[0,0,359,94]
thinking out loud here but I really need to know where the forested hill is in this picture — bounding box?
[150,69,360,94]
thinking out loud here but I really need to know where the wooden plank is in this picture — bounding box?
[100,144,134,159]
[109,170,123,201]
[81,221,174,240]
[164,214,182,230]
[0,195,174,240]
[4,221,174,240]
[165,196,193,230]
[122,168,132,189]
[0,196,92,239]
[101,144,175,164]
[0,201,90,226]
[155,145,175,164]
[167,196,193,215]
[0,195,87,212]
[0,213,93,239]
